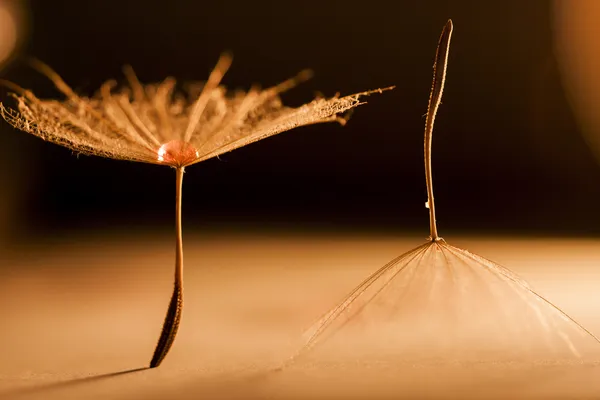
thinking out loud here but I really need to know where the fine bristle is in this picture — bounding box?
[278,19,600,370]
[1,56,393,167]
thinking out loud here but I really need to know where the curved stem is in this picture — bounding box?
[150,166,185,368]
[424,20,453,241]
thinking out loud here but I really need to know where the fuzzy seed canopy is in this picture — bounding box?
[1,54,392,167]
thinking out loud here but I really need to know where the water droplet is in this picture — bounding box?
[157,140,199,167]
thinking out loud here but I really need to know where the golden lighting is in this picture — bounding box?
[553,0,600,161]
[0,54,391,368]
[0,2,18,65]
[286,20,600,371]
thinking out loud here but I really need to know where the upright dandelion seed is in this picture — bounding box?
[290,20,600,366]
[0,54,392,368]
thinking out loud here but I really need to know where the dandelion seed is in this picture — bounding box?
[290,20,600,366]
[0,54,393,368]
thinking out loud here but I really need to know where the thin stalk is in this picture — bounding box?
[424,20,453,241]
[150,166,185,368]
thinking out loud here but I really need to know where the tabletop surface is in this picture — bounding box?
[1,232,600,399]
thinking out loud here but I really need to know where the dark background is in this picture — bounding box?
[2,0,600,238]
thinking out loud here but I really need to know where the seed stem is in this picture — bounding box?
[424,20,453,241]
[150,166,185,368]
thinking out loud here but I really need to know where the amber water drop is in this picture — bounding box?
[157,140,199,167]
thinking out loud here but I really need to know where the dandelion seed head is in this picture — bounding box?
[0,54,396,369]
[0,55,393,167]
[297,240,600,365]
[287,19,600,369]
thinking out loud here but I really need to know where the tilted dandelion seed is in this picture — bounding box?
[0,53,393,368]
[287,20,600,367]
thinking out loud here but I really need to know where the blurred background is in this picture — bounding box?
[2,0,600,244]
[3,4,600,397]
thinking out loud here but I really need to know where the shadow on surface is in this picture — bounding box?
[0,367,148,399]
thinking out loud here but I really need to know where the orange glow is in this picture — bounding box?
[157,140,199,167]
[553,0,600,161]
[1,234,600,398]
[0,2,18,65]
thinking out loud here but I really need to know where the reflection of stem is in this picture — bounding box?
[424,20,453,241]
[150,166,185,368]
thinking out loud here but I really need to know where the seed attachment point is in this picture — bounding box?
[157,140,200,167]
